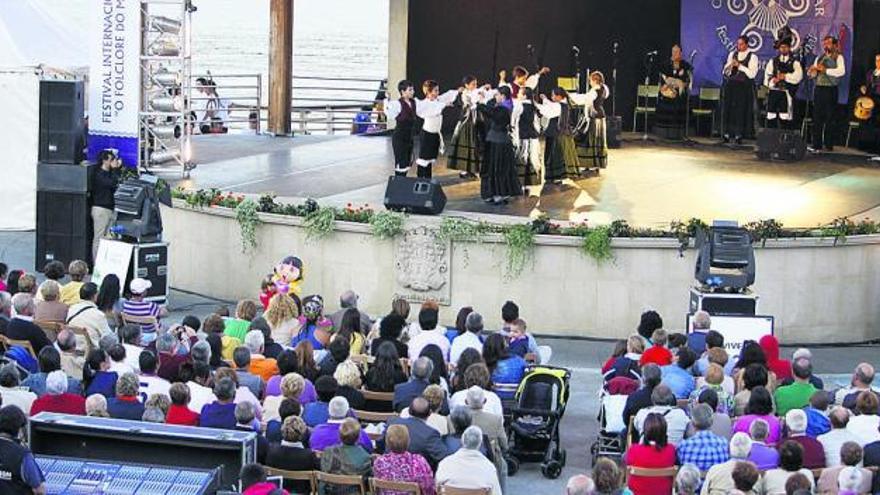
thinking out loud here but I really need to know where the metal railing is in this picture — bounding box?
[188,74,389,136]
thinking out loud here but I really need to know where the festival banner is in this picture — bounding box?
[88,0,141,167]
[681,0,853,103]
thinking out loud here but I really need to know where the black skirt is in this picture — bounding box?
[480,141,522,199]
[418,131,441,161]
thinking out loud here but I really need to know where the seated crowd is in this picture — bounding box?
[0,262,548,494]
[574,309,880,495]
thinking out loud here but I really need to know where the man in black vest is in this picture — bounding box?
[0,405,46,494]
[764,37,803,129]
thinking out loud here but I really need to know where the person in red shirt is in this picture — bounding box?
[760,335,792,382]
[640,329,673,367]
[601,340,628,374]
[30,371,85,416]
[625,412,676,495]
[165,382,200,426]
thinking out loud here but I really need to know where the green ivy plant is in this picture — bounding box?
[303,205,336,241]
[234,199,261,254]
[503,223,536,279]
[581,226,614,264]
[370,210,406,240]
[436,217,490,266]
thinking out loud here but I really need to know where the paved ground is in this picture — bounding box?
[2,230,878,492]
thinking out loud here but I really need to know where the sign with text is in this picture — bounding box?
[686,313,774,362]
[681,0,853,103]
[92,239,134,295]
[88,0,141,166]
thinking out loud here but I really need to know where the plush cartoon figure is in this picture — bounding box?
[272,255,304,297]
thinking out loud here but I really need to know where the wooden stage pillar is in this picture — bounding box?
[268,0,293,136]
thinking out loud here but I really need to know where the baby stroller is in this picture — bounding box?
[507,365,571,479]
[589,378,634,466]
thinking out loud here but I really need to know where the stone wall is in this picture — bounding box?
[163,201,880,344]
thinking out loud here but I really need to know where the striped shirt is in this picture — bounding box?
[122,299,160,334]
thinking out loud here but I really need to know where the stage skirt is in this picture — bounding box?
[446,113,482,174]
[545,134,580,181]
[656,93,687,128]
[418,131,441,161]
[516,138,543,186]
[480,141,522,199]
[576,118,608,169]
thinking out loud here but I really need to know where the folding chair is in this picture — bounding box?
[632,84,660,132]
[0,335,36,358]
[370,477,421,495]
[264,467,317,495]
[34,320,62,342]
[315,472,366,495]
[692,87,721,136]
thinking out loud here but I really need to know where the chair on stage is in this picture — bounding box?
[692,87,721,136]
[846,120,860,148]
[632,84,660,132]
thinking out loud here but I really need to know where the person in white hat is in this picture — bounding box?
[121,278,167,344]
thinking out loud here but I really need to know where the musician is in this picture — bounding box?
[856,53,880,151]
[808,36,846,152]
[656,45,693,134]
[859,53,880,123]
[722,36,759,144]
[763,37,803,129]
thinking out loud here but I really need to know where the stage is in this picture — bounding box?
[173,132,880,228]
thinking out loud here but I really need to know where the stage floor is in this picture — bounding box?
[173,133,880,227]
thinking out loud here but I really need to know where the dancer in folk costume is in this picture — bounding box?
[538,87,580,183]
[498,65,551,98]
[447,76,493,178]
[511,87,543,195]
[579,71,610,169]
[477,86,521,204]
[414,80,460,178]
[383,80,418,176]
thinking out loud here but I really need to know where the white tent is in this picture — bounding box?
[0,0,87,230]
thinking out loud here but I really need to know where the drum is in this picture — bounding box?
[854,96,875,121]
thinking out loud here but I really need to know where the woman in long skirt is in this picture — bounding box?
[538,87,580,183]
[478,86,521,204]
[512,87,543,195]
[447,76,484,178]
[582,71,610,169]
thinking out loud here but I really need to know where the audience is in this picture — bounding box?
[685,310,711,355]
[774,358,817,416]
[30,370,86,415]
[387,397,448,468]
[122,278,167,343]
[633,385,689,445]
[845,390,880,445]
[118,325,143,373]
[329,290,373,334]
[674,463,701,495]
[320,418,372,482]
[303,376,338,427]
[0,291,11,334]
[592,457,628,495]
[224,299,258,342]
[199,376,238,429]
[734,363,770,416]
[463,385,505,454]
[805,390,832,438]
[374,424,436,495]
[623,363,662,427]
[690,363,733,415]
[244,330,279,382]
[816,441,873,494]
[0,405,47,494]
[332,308,366,355]
[435,425,500,495]
[640,329,672,366]
[684,388,731,440]
[835,363,877,408]
[107,373,146,420]
[60,260,88,305]
[317,336,350,379]
[759,335,792,382]
[184,362,217,413]
[232,347,264,399]
[235,401,267,462]
[5,293,51,354]
[401,384,448,434]
[311,396,372,452]
[85,393,110,417]
[758,440,815,494]
[625,412,676,495]
[82,349,118,398]
[701,433,753,494]
[66,282,111,351]
[565,474,597,495]
[0,365,37,414]
[364,341,407,396]
[34,280,68,322]
[731,460,761,494]
[695,348,735,395]
[265,349,316,404]
[785,408,826,469]
[660,347,696,400]
[408,304,450,361]
[819,407,860,466]
[747,419,780,470]
[483,333,526,401]
[862,430,880,495]
[22,346,82,396]
[732,386,782,444]
[155,332,188,382]
[450,311,484,364]
[292,295,332,351]
[264,415,318,493]
[138,351,171,401]
[676,404,729,471]
[265,291,302,347]
[371,312,409,358]
[605,334,645,382]
[449,362,501,416]
[263,372,306,425]
[239,463,282,495]
[166,382,200,426]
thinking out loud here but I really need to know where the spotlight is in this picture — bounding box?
[694,220,756,292]
[149,16,182,35]
[149,40,181,57]
[149,96,183,112]
[149,149,180,164]
[152,68,181,87]
[152,124,182,139]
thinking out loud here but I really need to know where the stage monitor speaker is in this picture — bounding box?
[39,79,85,164]
[756,128,806,162]
[384,176,447,215]
[607,115,622,148]
[36,163,91,269]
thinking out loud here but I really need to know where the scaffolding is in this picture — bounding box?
[139,0,194,177]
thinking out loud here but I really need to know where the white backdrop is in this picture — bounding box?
[0,0,87,230]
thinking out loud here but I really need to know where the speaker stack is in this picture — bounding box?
[36,80,90,269]
[383,176,447,215]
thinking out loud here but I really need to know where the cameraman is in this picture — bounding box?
[90,149,123,260]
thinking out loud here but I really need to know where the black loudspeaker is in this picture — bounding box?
[36,164,91,269]
[383,176,447,215]
[755,128,806,162]
[607,115,623,148]
[39,80,85,164]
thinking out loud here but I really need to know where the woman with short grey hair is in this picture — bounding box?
[674,464,702,495]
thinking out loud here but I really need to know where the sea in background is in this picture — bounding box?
[53,0,389,110]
